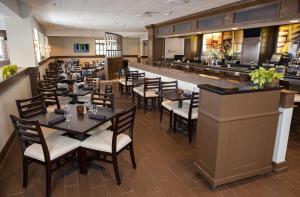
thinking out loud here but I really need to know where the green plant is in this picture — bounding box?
[249,67,284,88]
[2,65,18,78]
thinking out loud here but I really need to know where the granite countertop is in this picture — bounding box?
[198,84,282,95]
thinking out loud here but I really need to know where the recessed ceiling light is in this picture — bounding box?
[166,0,189,5]
[290,20,299,23]
[232,27,238,30]
[163,11,173,16]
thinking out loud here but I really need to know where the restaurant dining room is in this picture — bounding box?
[1,0,300,196]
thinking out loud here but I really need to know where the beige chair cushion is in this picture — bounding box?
[133,87,158,98]
[81,130,131,153]
[173,107,198,120]
[24,135,80,162]
[77,94,91,103]
[87,121,113,135]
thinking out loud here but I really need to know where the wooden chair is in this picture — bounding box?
[37,87,61,110]
[173,92,199,143]
[87,92,114,136]
[77,77,100,103]
[159,81,180,129]
[119,70,138,94]
[133,77,161,111]
[105,83,113,94]
[80,106,137,185]
[10,115,80,197]
[16,95,47,119]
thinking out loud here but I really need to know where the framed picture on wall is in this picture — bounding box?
[74,43,89,53]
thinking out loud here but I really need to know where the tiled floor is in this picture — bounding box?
[1,84,300,197]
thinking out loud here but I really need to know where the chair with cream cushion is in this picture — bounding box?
[173,92,199,143]
[80,106,137,185]
[16,95,65,138]
[119,70,138,94]
[86,92,114,136]
[77,77,100,103]
[159,81,178,129]
[10,115,80,197]
[133,77,161,111]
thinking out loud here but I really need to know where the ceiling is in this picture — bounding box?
[20,0,241,37]
[0,16,5,30]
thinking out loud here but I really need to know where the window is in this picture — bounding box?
[0,37,9,60]
[95,39,106,55]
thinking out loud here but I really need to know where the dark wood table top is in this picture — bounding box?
[29,105,119,137]
[156,90,191,101]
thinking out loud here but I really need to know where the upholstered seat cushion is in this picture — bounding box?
[162,100,178,111]
[81,130,131,153]
[87,121,113,135]
[24,135,80,162]
[77,94,91,103]
[173,107,198,120]
[133,87,158,98]
[119,80,132,86]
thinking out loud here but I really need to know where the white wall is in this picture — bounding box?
[5,17,36,67]
[0,73,32,151]
[164,38,184,59]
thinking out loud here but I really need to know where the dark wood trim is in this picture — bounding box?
[0,133,16,170]
[272,161,288,174]
[37,55,106,66]
[123,55,139,58]
[141,56,148,59]
[38,57,51,66]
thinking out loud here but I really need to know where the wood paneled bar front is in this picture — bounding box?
[195,84,283,188]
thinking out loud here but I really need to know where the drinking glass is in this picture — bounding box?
[64,111,72,122]
[91,104,98,115]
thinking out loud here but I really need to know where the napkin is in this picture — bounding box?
[54,109,67,114]
[48,116,66,125]
[88,114,106,120]
[183,92,192,97]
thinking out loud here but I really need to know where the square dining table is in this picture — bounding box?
[28,104,119,140]
[156,90,191,108]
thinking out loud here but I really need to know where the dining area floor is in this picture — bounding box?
[1,83,300,197]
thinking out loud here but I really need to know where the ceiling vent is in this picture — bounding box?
[166,0,190,6]
[139,11,159,18]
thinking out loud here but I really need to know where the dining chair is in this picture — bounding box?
[77,77,100,103]
[159,81,180,129]
[37,87,61,110]
[133,77,161,111]
[87,92,115,136]
[80,106,137,185]
[10,115,80,197]
[119,70,138,94]
[131,72,145,103]
[16,94,66,138]
[105,83,113,94]
[173,92,199,143]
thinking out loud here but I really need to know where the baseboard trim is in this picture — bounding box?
[0,133,16,169]
[272,161,288,175]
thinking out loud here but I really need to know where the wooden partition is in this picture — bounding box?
[105,57,123,80]
[195,85,281,188]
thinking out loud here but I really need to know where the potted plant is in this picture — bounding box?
[248,67,284,88]
[1,65,18,79]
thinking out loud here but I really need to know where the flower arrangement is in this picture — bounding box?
[1,65,18,79]
[249,67,284,88]
[205,48,222,63]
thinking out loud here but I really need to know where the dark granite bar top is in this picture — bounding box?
[198,84,282,95]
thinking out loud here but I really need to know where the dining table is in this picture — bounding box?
[156,90,191,108]
[29,104,118,140]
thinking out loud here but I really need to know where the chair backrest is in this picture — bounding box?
[188,92,199,119]
[105,83,113,94]
[10,115,50,162]
[144,77,161,93]
[132,72,145,81]
[86,77,101,91]
[16,95,47,119]
[112,106,136,152]
[38,80,57,89]
[125,71,138,82]
[37,87,61,109]
[91,92,114,110]
[160,81,178,92]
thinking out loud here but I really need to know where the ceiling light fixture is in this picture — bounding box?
[163,11,173,16]
[166,0,190,6]
[290,20,299,23]
[232,27,238,30]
